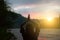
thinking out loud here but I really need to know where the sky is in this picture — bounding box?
[7,0,60,19]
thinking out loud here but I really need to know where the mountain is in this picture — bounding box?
[7,11,27,28]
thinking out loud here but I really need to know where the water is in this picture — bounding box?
[9,29,60,40]
[38,29,60,40]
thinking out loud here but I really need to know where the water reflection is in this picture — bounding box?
[38,29,60,40]
[10,29,60,40]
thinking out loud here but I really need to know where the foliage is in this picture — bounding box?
[0,0,17,40]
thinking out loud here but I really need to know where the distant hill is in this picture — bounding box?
[7,11,27,28]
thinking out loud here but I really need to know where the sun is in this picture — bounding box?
[47,17,52,21]
[46,17,53,21]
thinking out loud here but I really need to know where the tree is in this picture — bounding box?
[0,0,8,28]
[0,0,17,40]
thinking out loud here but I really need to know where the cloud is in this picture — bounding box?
[8,0,60,19]
[8,0,60,5]
[8,0,60,10]
[13,5,36,10]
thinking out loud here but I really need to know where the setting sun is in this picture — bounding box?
[47,17,53,21]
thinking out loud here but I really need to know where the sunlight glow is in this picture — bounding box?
[47,17,53,21]
[42,16,56,28]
